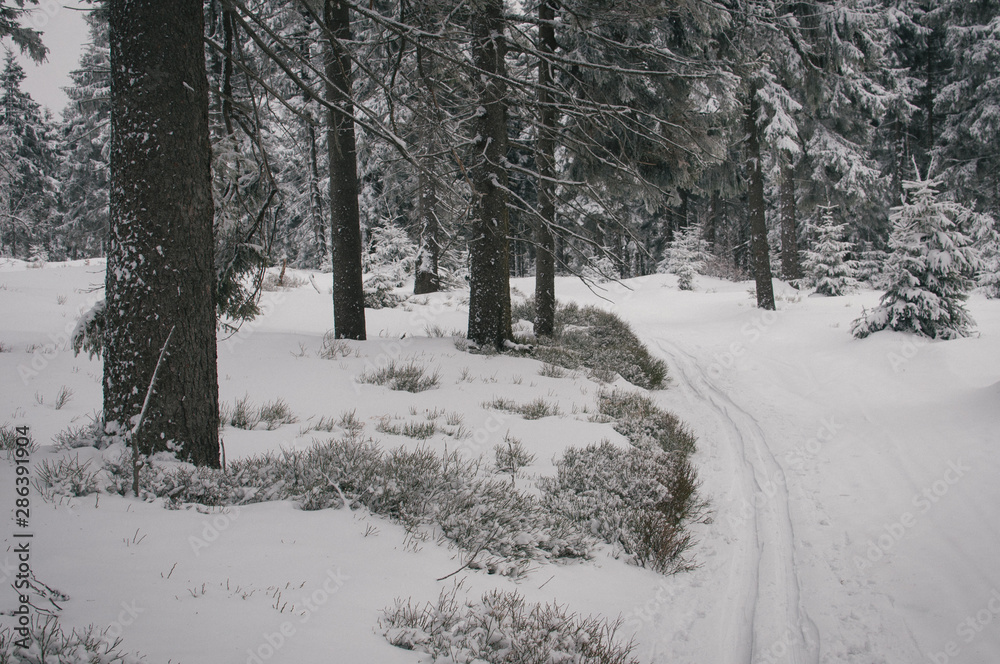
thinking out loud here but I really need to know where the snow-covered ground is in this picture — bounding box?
[2,259,998,663]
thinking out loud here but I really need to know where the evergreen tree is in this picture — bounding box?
[802,207,856,296]
[57,8,110,258]
[661,222,707,291]
[932,0,1000,220]
[0,0,46,63]
[852,174,980,339]
[0,50,56,258]
[971,211,1000,298]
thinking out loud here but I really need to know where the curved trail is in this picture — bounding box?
[651,337,820,664]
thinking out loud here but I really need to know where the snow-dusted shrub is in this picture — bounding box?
[52,413,103,449]
[358,360,440,392]
[382,587,640,664]
[1,424,37,459]
[971,212,1000,298]
[597,389,697,456]
[363,224,414,309]
[580,252,619,284]
[540,440,698,574]
[0,614,144,664]
[494,434,536,477]
[257,398,297,430]
[802,208,857,296]
[482,396,560,420]
[34,456,100,498]
[852,176,980,340]
[104,448,258,506]
[510,300,667,389]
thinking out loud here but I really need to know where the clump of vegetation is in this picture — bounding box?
[540,440,699,574]
[318,331,354,359]
[104,435,591,570]
[494,434,536,478]
[53,413,103,449]
[358,360,440,392]
[0,614,144,664]
[511,299,667,389]
[382,586,640,664]
[483,396,560,420]
[376,417,438,440]
[597,389,697,456]
[34,455,100,498]
[220,395,297,430]
[1,423,37,459]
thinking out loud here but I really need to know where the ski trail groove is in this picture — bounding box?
[652,337,820,664]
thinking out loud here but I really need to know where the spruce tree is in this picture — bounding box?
[852,175,980,339]
[802,208,857,296]
[662,222,707,291]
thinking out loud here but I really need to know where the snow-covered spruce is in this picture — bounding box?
[802,207,857,296]
[971,211,1000,298]
[659,222,708,291]
[852,176,981,339]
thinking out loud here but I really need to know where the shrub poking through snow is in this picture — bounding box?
[1,423,37,459]
[597,389,697,456]
[483,396,560,420]
[494,434,536,478]
[382,586,640,664]
[0,614,144,664]
[852,175,981,339]
[104,436,591,570]
[220,396,297,430]
[540,441,699,575]
[510,300,667,389]
[34,456,100,498]
[358,360,440,392]
[538,389,701,573]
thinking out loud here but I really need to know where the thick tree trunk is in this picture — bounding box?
[746,85,776,310]
[324,0,365,339]
[106,0,219,466]
[534,0,557,337]
[467,0,512,349]
[779,158,800,281]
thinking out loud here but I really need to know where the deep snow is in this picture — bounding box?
[2,259,998,663]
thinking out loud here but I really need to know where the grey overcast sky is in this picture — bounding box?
[6,1,90,117]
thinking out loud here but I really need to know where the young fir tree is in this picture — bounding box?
[852,175,980,340]
[662,222,707,291]
[802,207,857,296]
[972,212,1000,299]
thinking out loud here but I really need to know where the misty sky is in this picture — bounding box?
[6,1,89,117]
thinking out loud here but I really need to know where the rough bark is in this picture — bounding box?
[534,0,557,337]
[324,0,365,339]
[306,120,327,259]
[467,0,512,349]
[106,0,219,466]
[746,85,776,310]
[779,158,800,281]
[414,150,441,295]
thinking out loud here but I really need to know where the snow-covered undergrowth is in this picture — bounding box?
[3,259,1000,663]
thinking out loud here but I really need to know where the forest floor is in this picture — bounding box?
[1,258,999,663]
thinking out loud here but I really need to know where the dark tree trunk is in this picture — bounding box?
[534,0,557,337]
[746,85,776,310]
[106,0,219,466]
[467,0,512,349]
[324,0,365,339]
[779,158,800,281]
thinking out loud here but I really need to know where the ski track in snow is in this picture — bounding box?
[651,337,821,664]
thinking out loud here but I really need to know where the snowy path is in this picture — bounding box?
[651,337,820,664]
